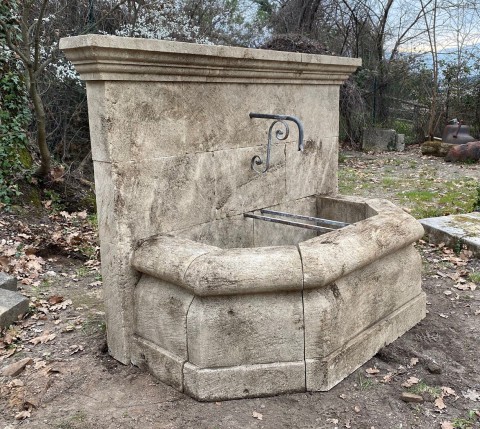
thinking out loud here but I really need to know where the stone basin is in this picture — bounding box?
[131,195,425,401]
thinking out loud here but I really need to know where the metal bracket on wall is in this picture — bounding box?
[249,113,304,174]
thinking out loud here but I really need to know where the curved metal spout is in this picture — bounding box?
[249,113,304,174]
[249,113,304,151]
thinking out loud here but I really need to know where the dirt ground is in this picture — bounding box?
[1,147,480,429]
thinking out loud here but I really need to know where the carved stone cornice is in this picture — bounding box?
[60,35,361,84]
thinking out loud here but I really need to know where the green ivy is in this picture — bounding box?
[0,69,32,205]
[0,1,32,205]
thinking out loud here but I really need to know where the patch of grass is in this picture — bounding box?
[408,381,441,397]
[54,411,90,429]
[382,177,396,187]
[75,266,90,277]
[81,314,106,336]
[468,272,480,283]
[452,409,478,429]
[356,374,375,390]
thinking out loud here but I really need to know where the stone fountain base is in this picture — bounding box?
[131,195,425,401]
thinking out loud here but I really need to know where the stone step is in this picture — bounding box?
[0,272,18,291]
[0,288,29,329]
[420,212,480,256]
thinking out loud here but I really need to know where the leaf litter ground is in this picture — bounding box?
[1,146,480,429]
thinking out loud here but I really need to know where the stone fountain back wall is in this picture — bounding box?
[61,35,361,363]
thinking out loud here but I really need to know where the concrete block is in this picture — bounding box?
[304,245,422,358]
[186,292,304,368]
[183,361,306,401]
[134,276,193,358]
[0,289,29,328]
[306,293,426,391]
[0,272,17,291]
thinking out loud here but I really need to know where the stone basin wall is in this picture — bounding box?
[60,35,361,363]
[131,196,425,400]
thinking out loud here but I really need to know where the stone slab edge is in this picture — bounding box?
[420,215,480,257]
[183,361,306,401]
[306,292,426,391]
[0,289,29,329]
[131,335,185,392]
[0,272,17,291]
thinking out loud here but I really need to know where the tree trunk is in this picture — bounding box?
[29,70,51,177]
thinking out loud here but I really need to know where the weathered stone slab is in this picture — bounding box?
[214,144,286,218]
[183,361,306,401]
[0,272,17,291]
[299,203,424,289]
[317,195,369,224]
[420,212,480,256]
[363,128,404,152]
[131,336,184,391]
[0,289,29,328]
[306,293,426,391]
[117,153,217,237]
[174,214,254,249]
[184,246,303,296]
[134,276,193,358]
[253,197,317,247]
[132,235,216,286]
[1,357,33,377]
[304,245,422,358]
[286,136,340,201]
[186,292,304,368]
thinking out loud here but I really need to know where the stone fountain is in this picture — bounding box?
[60,35,425,401]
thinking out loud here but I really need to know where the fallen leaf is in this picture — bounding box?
[442,386,457,398]
[382,372,394,383]
[29,332,56,345]
[252,411,263,420]
[441,421,454,429]
[366,367,380,374]
[409,358,419,367]
[401,377,420,388]
[434,397,446,410]
[15,410,31,420]
[48,295,64,305]
[455,283,470,291]
[50,299,72,311]
[69,344,84,355]
[8,379,24,387]
[34,360,47,370]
